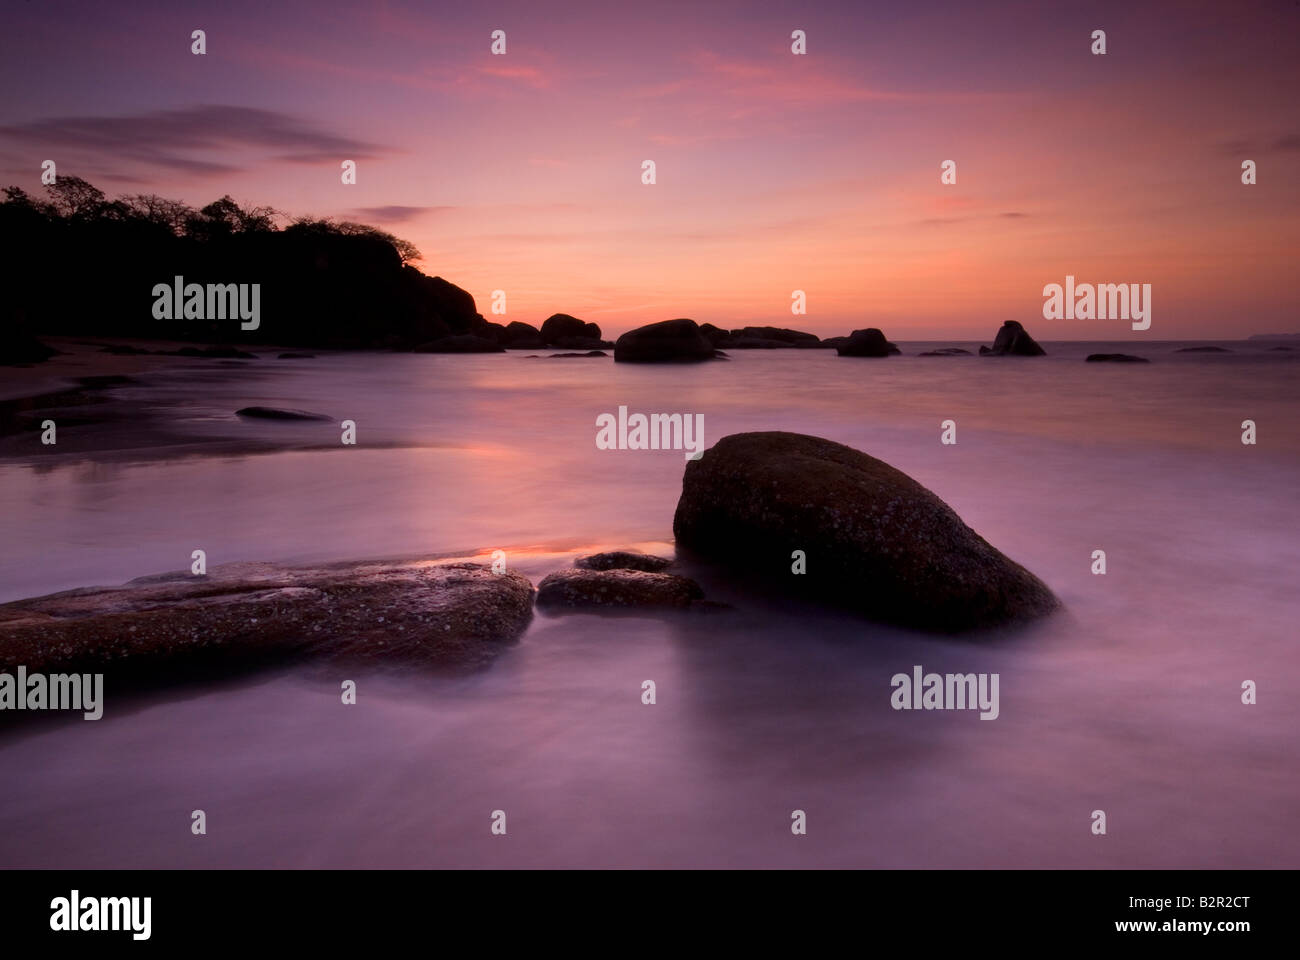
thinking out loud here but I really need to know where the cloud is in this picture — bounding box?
[0,105,388,179]
[348,205,453,224]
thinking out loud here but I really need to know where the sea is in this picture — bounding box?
[0,340,1296,867]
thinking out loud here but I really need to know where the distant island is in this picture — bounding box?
[0,176,502,352]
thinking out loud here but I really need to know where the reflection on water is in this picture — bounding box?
[0,344,1296,867]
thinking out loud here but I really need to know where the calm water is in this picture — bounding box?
[1,341,1297,867]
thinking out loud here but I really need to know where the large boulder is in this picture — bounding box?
[981,321,1046,356]
[540,313,602,345]
[614,318,719,363]
[836,328,893,357]
[0,559,536,679]
[536,569,703,610]
[672,432,1058,631]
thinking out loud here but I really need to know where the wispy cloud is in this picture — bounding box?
[348,205,454,224]
[0,105,388,179]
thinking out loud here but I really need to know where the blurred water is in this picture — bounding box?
[0,341,1296,867]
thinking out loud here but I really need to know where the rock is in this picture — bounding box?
[473,319,509,344]
[535,569,703,610]
[550,335,613,350]
[540,313,602,345]
[546,350,607,358]
[574,551,673,572]
[413,335,506,353]
[502,321,544,347]
[1267,346,1293,352]
[820,336,849,349]
[721,326,821,348]
[277,352,316,359]
[672,432,1059,631]
[836,328,893,357]
[235,406,331,421]
[981,321,1046,356]
[919,348,973,356]
[698,323,729,347]
[1176,346,1232,353]
[1086,353,1150,363]
[614,318,720,363]
[0,559,536,677]
[101,344,154,356]
[720,337,787,349]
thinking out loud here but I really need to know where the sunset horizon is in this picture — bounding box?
[3,0,1297,339]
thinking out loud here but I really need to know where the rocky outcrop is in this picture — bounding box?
[836,328,893,357]
[614,318,720,363]
[980,321,1046,356]
[672,432,1059,631]
[719,326,821,349]
[0,559,537,677]
[1086,353,1150,363]
[502,321,545,348]
[540,313,601,344]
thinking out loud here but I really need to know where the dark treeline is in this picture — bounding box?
[0,177,485,349]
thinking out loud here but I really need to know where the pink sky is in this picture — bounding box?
[1,0,1297,338]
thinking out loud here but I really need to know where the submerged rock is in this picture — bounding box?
[981,321,1046,356]
[575,551,673,572]
[672,432,1058,631]
[1176,346,1232,353]
[236,406,330,421]
[0,560,536,677]
[614,318,720,363]
[536,569,703,609]
[277,352,316,359]
[919,347,973,356]
[1086,353,1150,363]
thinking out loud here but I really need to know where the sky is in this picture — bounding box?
[1,0,1298,339]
